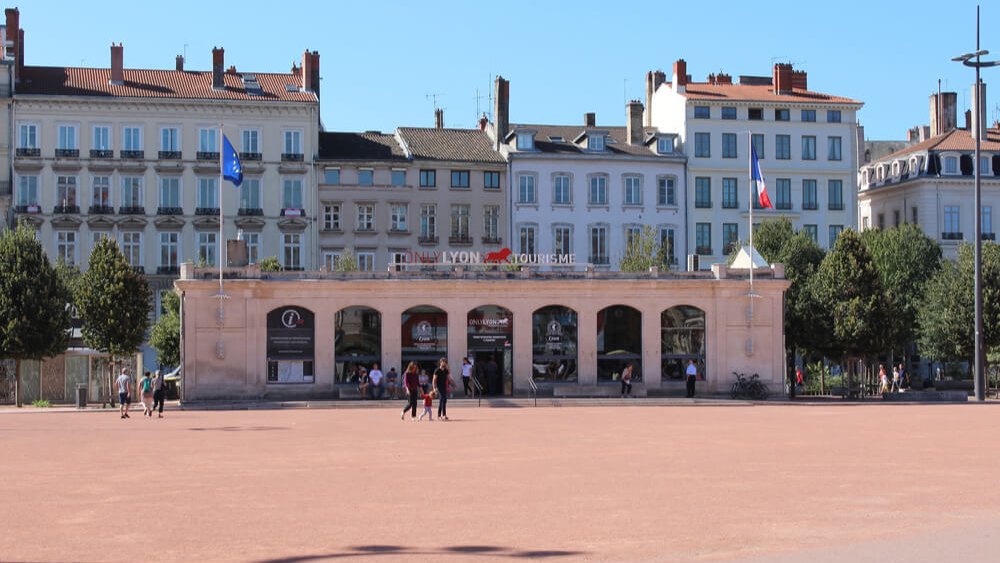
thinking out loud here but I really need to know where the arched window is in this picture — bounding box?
[468,305,513,396]
[597,305,642,381]
[661,306,706,381]
[334,306,381,383]
[532,305,578,382]
[401,305,447,375]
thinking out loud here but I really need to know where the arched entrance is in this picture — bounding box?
[597,305,642,381]
[661,305,706,381]
[532,305,578,382]
[334,306,382,384]
[467,305,513,396]
[401,305,447,376]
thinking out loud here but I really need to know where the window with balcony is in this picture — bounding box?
[589,224,608,265]
[554,174,571,204]
[390,203,408,232]
[722,223,739,254]
[722,178,738,209]
[357,251,375,272]
[91,176,112,213]
[420,204,437,241]
[519,224,537,255]
[160,127,181,159]
[57,125,79,157]
[239,178,261,214]
[657,176,676,206]
[159,232,179,274]
[55,176,79,213]
[282,179,303,212]
[588,175,607,205]
[16,175,39,210]
[323,204,342,231]
[197,178,218,214]
[282,130,303,160]
[983,206,995,239]
[696,223,712,255]
[241,128,261,160]
[483,205,500,243]
[624,175,642,205]
[197,128,218,160]
[92,126,112,158]
[122,126,143,157]
[943,206,961,239]
[695,177,711,208]
[158,177,181,214]
[450,204,471,243]
[18,123,38,155]
[243,232,260,265]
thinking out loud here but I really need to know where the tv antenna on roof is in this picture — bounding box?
[426,93,444,111]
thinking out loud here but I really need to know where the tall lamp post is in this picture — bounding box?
[952,5,999,402]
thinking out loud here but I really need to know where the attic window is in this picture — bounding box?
[516,132,534,151]
[590,134,605,151]
[657,136,673,154]
[548,136,564,142]
[242,74,263,96]
[285,84,298,92]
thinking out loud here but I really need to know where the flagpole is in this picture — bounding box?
[218,124,224,294]
[748,130,754,305]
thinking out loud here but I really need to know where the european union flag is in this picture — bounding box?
[222,134,243,187]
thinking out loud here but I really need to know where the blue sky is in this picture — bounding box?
[17,0,1000,140]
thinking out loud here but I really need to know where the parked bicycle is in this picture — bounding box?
[730,371,770,400]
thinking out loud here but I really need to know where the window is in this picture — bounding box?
[590,225,608,265]
[748,108,763,121]
[944,156,958,174]
[775,178,792,210]
[358,169,374,186]
[722,223,739,253]
[122,126,142,151]
[484,206,500,241]
[827,110,842,123]
[694,105,710,118]
[93,126,111,151]
[589,175,607,205]
[243,232,260,265]
[484,171,500,190]
[624,175,642,205]
[357,252,375,272]
[56,231,77,266]
[751,134,765,159]
[802,179,818,210]
[240,178,261,211]
[161,127,180,152]
[516,132,534,151]
[980,156,991,175]
[121,232,142,267]
[801,109,816,122]
[657,177,676,206]
[983,206,994,235]
[324,169,341,185]
[696,223,712,255]
[944,206,960,236]
[419,169,436,188]
[323,251,342,271]
[775,108,790,121]
[625,225,642,250]
[92,176,111,207]
[518,174,536,204]
[241,129,260,154]
[121,177,143,208]
[722,178,738,209]
[776,135,791,160]
[357,204,375,231]
[283,130,302,156]
[282,178,303,209]
[391,169,407,187]
[323,204,342,231]
[721,107,737,120]
[802,136,817,160]
[828,137,842,161]
[450,204,470,241]
[554,174,571,204]
[159,233,179,270]
[282,233,302,270]
[198,232,217,266]
[58,125,78,150]
[695,177,711,208]
[390,203,408,231]
[18,123,38,148]
[17,175,39,206]
[912,206,919,225]
[694,132,711,157]
[722,133,737,158]
[660,227,676,265]
[828,180,844,210]
[553,225,572,256]
[420,204,437,239]
[197,178,218,210]
[519,225,537,255]
[159,177,180,208]
[450,170,470,188]
[589,134,605,151]
[802,225,818,243]
[829,225,844,247]
[56,176,78,208]
[198,128,217,154]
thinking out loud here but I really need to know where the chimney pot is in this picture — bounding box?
[302,50,320,97]
[175,55,184,72]
[493,76,510,143]
[212,47,225,89]
[773,63,794,94]
[627,100,644,146]
[478,115,488,131]
[110,43,124,85]
[584,112,596,127]
[435,108,444,129]
[672,59,688,92]
[5,8,20,81]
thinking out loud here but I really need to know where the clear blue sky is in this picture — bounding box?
[17,0,1000,140]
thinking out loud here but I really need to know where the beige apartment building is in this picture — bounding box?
[316,126,506,272]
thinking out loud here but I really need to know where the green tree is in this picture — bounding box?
[259,256,281,272]
[149,291,180,368]
[860,224,942,358]
[335,249,360,272]
[0,223,72,407]
[619,225,669,272]
[75,238,152,403]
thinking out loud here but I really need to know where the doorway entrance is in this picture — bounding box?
[468,306,512,396]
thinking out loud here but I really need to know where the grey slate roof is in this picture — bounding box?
[397,127,506,163]
[506,124,670,157]
[318,131,408,161]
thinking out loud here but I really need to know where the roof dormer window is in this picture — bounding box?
[656,136,674,154]
[516,131,535,151]
[589,134,605,151]
[943,156,958,174]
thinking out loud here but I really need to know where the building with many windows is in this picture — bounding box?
[315,126,506,272]
[646,60,862,266]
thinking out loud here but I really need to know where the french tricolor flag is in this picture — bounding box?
[751,145,773,209]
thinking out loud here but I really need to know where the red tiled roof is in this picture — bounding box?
[17,66,317,103]
[677,83,862,105]
[879,128,1000,162]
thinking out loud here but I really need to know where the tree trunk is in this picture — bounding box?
[14,357,22,408]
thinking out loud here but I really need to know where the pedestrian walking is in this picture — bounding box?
[433,358,453,420]
[879,364,890,394]
[461,357,473,397]
[620,362,633,398]
[139,371,154,417]
[369,363,384,400]
[400,362,420,420]
[418,389,435,421]
[115,368,132,419]
[898,363,908,389]
[151,369,166,418]
[890,364,901,393]
[685,359,698,398]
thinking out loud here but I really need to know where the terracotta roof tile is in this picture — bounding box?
[318,132,408,161]
[678,83,861,105]
[877,128,1000,162]
[17,66,317,103]
[397,128,505,164]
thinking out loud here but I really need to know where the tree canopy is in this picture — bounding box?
[149,290,180,367]
[75,238,151,358]
[619,225,669,272]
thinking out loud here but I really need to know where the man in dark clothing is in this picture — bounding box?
[400,364,420,419]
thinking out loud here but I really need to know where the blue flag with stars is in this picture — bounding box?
[222,134,243,187]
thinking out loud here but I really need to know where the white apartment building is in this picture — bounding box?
[492,78,686,270]
[647,60,862,266]
[9,23,320,319]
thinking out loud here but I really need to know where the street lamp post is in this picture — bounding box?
[953,5,999,402]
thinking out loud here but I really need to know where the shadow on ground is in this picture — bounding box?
[257,544,585,561]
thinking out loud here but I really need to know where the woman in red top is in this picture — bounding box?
[400,361,421,420]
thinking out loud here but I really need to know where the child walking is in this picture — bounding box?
[418,389,435,421]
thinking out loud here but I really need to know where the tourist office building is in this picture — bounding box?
[176,254,789,401]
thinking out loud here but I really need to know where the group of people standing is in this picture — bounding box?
[878,363,909,394]
[400,357,454,421]
[114,368,167,419]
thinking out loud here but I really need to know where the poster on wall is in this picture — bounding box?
[266,306,315,384]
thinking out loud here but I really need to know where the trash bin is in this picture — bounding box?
[165,380,179,400]
[75,384,88,409]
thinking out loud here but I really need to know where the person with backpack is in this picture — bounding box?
[151,369,166,418]
[139,371,155,417]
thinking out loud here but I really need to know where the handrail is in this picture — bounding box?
[470,376,484,407]
[527,377,538,407]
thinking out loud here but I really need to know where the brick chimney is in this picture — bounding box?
[773,63,793,94]
[109,43,124,85]
[302,50,320,96]
[965,109,972,130]
[930,91,958,135]
[5,8,19,82]
[212,47,224,90]
[627,100,643,145]
[672,59,688,93]
[175,55,184,72]
[791,69,807,90]
[494,75,510,142]
[584,112,596,127]
[716,73,732,85]
[435,108,444,128]
[478,114,488,131]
